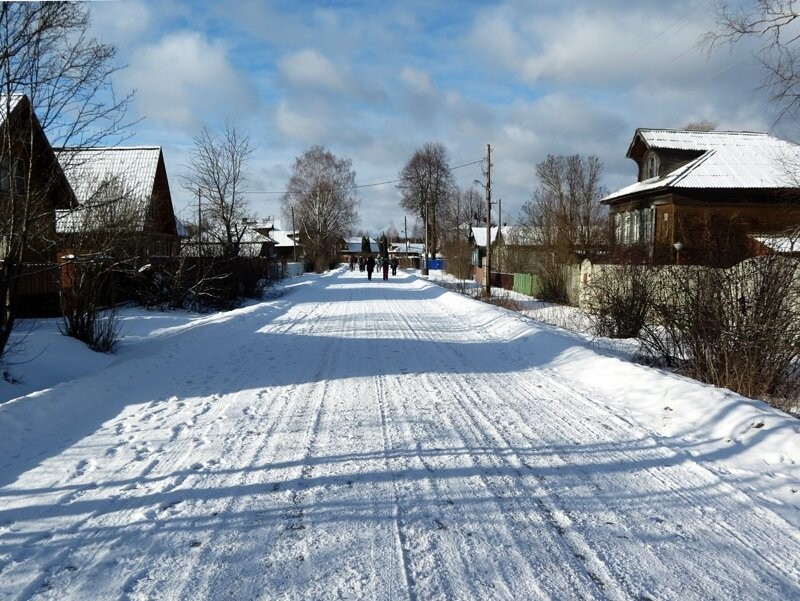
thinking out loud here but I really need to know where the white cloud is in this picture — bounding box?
[125,31,258,131]
[90,0,152,45]
[400,67,437,97]
[275,101,330,143]
[278,49,348,92]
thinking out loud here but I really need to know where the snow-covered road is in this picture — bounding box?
[0,268,798,600]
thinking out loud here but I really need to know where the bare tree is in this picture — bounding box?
[519,154,607,302]
[0,2,133,358]
[282,145,358,272]
[705,1,800,122]
[397,142,455,265]
[182,121,254,258]
[439,184,485,238]
[58,177,142,352]
[684,120,718,131]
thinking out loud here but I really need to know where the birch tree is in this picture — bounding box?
[282,145,358,272]
[397,142,454,263]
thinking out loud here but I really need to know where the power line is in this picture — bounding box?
[243,158,484,195]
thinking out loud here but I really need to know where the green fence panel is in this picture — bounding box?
[513,273,537,296]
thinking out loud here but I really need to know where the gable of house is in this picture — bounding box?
[55,146,178,256]
[0,94,75,262]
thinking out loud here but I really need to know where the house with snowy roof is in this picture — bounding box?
[0,95,76,263]
[469,225,544,272]
[602,128,800,266]
[342,237,379,255]
[270,226,301,263]
[54,146,179,258]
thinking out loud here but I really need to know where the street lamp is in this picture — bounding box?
[673,241,683,265]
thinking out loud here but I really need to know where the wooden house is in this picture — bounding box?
[602,129,800,266]
[0,95,76,263]
[0,95,76,315]
[54,146,179,259]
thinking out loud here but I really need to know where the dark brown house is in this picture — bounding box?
[54,146,179,258]
[1,94,76,263]
[602,129,800,266]
[1,95,76,315]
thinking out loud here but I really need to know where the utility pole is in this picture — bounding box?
[497,197,502,274]
[422,198,429,276]
[404,215,409,255]
[291,206,297,262]
[484,144,492,298]
[197,188,203,312]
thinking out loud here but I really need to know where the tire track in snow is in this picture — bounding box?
[367,284,578,599]
[375,368,419,601]
[419,283,800,599]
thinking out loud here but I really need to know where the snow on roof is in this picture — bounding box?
[0,94,25,124]
[56,147,162,205]
[472,226,501,248]
[630,128,772,153]
[389,242,423,254]
[502,225,544,246]
[605,129,800,202]
[175,218,189,239]
[343,238,379,253]
[753,235,800,253]
[54,147,163,233]
[270,229,298,248]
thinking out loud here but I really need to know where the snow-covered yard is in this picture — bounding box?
[0,267,797,600]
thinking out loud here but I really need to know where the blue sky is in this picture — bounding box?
[90,0,782,234]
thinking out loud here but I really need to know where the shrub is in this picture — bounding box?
[585,263,657,338]
[59,259,120,353]
[640,257,800,412]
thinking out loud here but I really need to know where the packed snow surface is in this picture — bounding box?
[0,267,798,600]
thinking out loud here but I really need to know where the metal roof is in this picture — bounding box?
[630,129,772,153]
[270,229,298,248]
[0,94,25,124]
[605,129,800,202]
[54,147,163,233]
[56,147,161,204]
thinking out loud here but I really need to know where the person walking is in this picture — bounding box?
[366,255,376,280]
[382,257,389,281]
[349,255,356,271]
[358,256,364,272]
[390,257,398,276]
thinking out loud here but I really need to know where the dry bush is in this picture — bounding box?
[534,254,570,304]
[59,258,120,352]
[485,290,521,312]
[585,263,658,338]
[640,257,800,412]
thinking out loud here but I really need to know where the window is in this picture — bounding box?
[614,212,624,244]
[644,152,659,180]
[642,207,654,243]
[615,208,654,246]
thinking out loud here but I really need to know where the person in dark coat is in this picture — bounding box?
[390,257,398,276]
[349,255,356,271]
[382,257,389,281]
[366,255,376,280]
[358,256,364,272]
